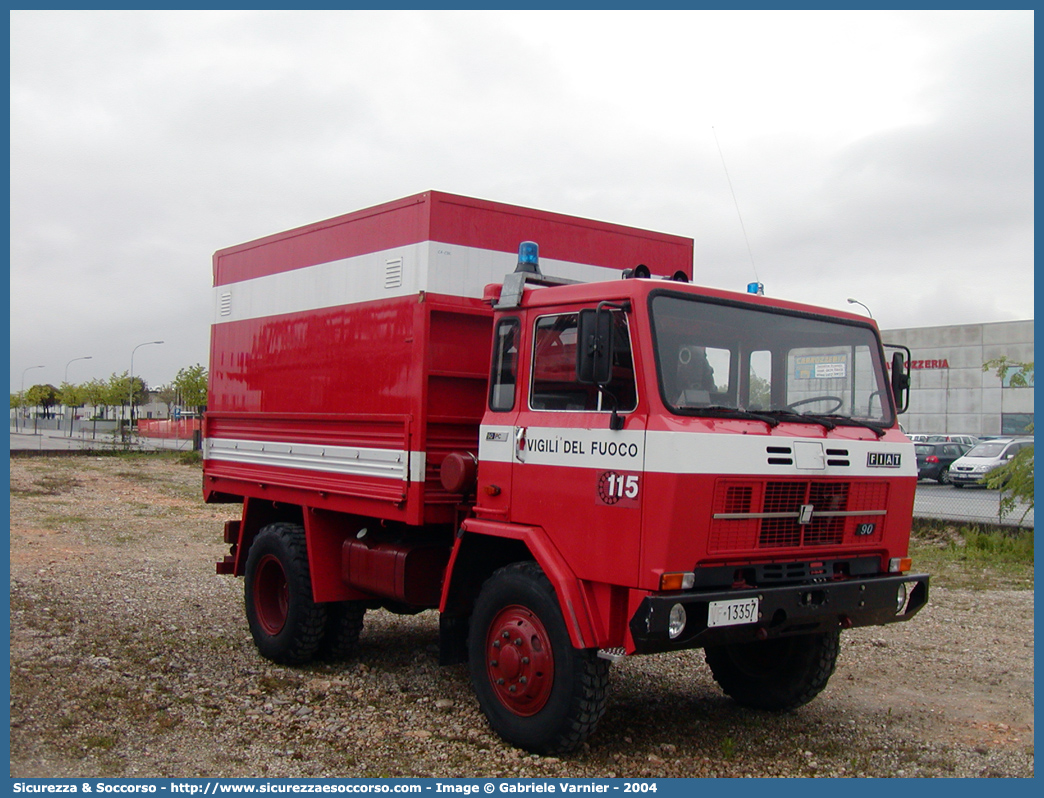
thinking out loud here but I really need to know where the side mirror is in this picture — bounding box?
[890,350,911,414]
[576,308,614,385]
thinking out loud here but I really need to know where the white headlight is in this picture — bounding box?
[895,582,909,614]
[668,604,687,639]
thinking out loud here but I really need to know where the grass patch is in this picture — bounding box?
[82,734,117,750]
[11,473,83,497]
[39,513,90,529]
[114,470,162,483]
[177,450,203,466]
[909,520,1034,590]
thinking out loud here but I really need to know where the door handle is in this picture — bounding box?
[515,426,526,462]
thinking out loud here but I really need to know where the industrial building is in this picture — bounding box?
[881,319,1034,437]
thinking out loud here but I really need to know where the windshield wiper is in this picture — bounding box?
[807,414,888,438]
[762,410,888,437]
[686,405,781,427]
[758,410,836,431]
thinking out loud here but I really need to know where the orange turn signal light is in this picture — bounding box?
[659,572,695,591]
[888,557,913,573]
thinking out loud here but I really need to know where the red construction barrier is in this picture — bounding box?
[137,419,201,439]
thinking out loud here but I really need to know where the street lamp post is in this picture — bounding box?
[63,356,92,435]
[129,341,164,430]
[19,364,45,433]
[846,298,874,319]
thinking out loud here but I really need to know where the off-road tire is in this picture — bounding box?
[468,562,610,754]
[316,601,367,660]
[704,628,840,711]
[244,522,326,665]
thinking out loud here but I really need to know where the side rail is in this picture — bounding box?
[203,411,417,517]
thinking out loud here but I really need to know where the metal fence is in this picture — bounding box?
[914,481,1033,529]
[10,425,196,454]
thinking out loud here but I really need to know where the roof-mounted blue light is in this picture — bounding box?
[746,281,764,296]
[516,241,540,274]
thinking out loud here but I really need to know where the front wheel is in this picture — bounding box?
[704,629,840,711]
[244,522,327,665]
[468,562,610,754]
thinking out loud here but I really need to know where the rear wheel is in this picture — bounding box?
[705,629,840,711]
[317,601,367,660]
[244,522,326,665]
[468,562,610,754]
[938,467,952,485]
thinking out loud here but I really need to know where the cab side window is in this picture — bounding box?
[530,312,637,412]
[489,318,520,412]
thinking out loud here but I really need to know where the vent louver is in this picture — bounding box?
[385,258,403,289]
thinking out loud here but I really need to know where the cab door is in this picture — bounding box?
[476,316,522,518]
[509,308,646,587]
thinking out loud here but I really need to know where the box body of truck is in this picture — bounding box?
[205,191,927,754]
[206,192,691,599]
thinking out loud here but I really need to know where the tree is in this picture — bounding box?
[102,372,147,422]
[106,373,132,420]
[748,374,772,410]
[156,384,179,418]
[982,358,1034,522]
[11,392,26,430]
[173,364,208,415]
[81,378,109,419]
[25,384,59,419]
[59,382,87,411]
[983,356,1034,389]
[59,382,88,429]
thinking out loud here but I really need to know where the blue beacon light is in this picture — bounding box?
[746,282,764,296]
[517,241,540,274]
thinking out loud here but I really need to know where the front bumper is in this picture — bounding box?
[950,471,985,485]
[628,573,929,654]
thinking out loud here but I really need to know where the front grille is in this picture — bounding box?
[709,479,887,553]
[761,481,807,547]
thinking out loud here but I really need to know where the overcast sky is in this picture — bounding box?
[9,9,1034,393]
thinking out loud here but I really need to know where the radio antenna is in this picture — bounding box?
[712,127,760,284]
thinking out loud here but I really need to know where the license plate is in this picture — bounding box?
[707,597,760,628]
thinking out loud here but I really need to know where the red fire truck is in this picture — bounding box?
[205,191,928,754]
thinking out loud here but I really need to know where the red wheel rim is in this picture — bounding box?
[484,604,554,716]
[254,554,289,636]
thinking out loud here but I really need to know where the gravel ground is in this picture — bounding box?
[8,455,1035,778]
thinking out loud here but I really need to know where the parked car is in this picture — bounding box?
[909,433,978,447]
[943,434,980,447]
[949,437,1034,488]
[915,442,970,484]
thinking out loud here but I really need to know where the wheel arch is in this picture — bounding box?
[230,498,304,576]
[440,518,598,651]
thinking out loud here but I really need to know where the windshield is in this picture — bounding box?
[965,443,1006,458]
[650,293,894,426]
